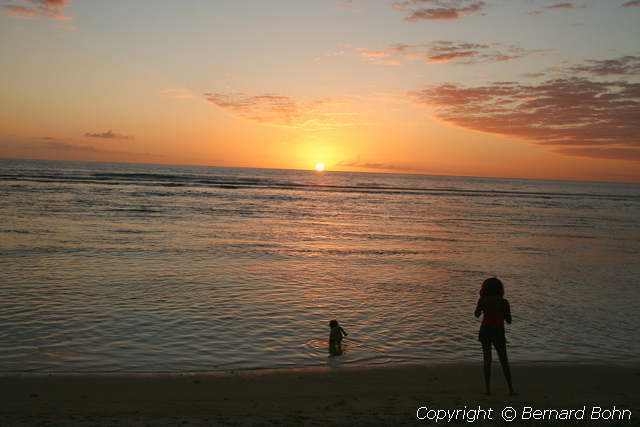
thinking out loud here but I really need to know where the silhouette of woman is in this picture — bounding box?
[474,277,516,395]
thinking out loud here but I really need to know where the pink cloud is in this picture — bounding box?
[3,0,72,19]
[546,2,575,8]
[621,0,640,7]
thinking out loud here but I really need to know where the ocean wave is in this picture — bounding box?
[2,165,637,201]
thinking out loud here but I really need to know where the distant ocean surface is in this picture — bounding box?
[1,158,639,372]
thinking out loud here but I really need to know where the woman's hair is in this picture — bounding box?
[329,319,338,328]
[480,277,504,297]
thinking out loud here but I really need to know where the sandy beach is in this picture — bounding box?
[2,363,638,426]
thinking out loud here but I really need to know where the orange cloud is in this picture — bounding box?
[621,1,639,7]
[338,0,368,12]
[160,88,194,99]
[361,51,389,58]
[204,92,358,130]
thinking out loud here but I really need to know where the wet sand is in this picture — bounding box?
[2,363,639,426]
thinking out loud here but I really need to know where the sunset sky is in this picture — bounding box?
[1,0,639,182]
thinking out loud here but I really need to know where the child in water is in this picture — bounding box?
[329,319,348,356]
[474,277,516,395]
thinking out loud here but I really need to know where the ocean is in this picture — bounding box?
[1,158,639,372]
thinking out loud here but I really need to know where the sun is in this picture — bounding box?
[315,163,325,172]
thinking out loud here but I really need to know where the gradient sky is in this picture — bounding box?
[1,0,639,182]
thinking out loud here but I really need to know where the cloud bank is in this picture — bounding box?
[408,56,640,161]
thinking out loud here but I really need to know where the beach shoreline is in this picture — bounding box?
[2,362,638,426]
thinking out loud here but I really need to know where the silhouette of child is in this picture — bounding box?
[329,319,348,356]
[474,277,516,395]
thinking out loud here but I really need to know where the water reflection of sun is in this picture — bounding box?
[315,163,325,172]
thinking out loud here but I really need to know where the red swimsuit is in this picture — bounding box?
[481,311,505,329]
[477,297,510,345]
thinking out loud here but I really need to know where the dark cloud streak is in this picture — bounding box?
[546,3,575,9]
[337,158,419,172]
[392,0,486,21]
[384,41,537,64]
[84,130,133,140]
[568,56,640,76]
[553,147,640,161]
[39,140,102,152]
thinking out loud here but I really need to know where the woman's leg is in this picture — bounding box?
[481,340,492,395]
[495,343,516,395]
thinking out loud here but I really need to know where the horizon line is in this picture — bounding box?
[1,156,638,185]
